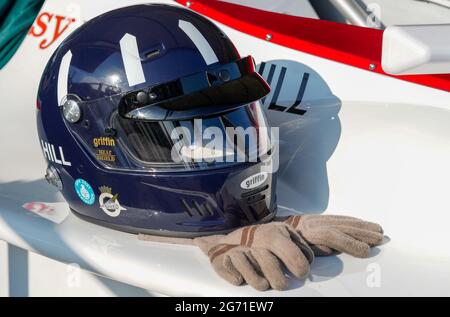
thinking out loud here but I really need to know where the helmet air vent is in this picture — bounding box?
[180,199,215,217]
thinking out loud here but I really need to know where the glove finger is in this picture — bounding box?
[269,233,310,278]
[285,225,315,264]
[251,248,288,291]
[229,250,270,291]
[308,215,383,233]
[211,254,244,286]
[309,229,371,258]
[330,225,384,246]
[245,249,263,275]
[310,244,334,256]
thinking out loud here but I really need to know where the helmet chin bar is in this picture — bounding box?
[118,56,270,121]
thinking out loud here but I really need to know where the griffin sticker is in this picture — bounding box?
[99,186,126,217]
[93,137,116,148]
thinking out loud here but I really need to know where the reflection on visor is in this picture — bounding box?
[113,103,271,170]
[180,144,235,160]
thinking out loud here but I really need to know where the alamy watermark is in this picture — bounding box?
[169,119,279,173]
[66,263,81,288]
[366,3,382,28]
[366,263,381,288]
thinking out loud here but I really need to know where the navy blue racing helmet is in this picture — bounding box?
[37,4,277,237]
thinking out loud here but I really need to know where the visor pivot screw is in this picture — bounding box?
[218,70,231,82]
[369,63,377,71]
[104,127,117,137]
[62,99,81,123]
[186,1,192,7]
[82,120,90,129]
[265,34,272,41]
[45,165,63,191]
[136,91,148,104]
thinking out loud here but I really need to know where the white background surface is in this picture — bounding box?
[1,0,450,296]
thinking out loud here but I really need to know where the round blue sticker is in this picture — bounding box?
[74,179,95,205]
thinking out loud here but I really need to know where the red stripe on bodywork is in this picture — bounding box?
[176,0,450,93]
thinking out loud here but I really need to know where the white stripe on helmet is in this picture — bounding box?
[120,33,146,86]
[57,50,72,106]
[178,20,219,65]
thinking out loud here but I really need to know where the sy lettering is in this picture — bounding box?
[28,12,76,49]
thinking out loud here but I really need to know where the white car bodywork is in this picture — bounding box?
[382,24,450,75]
[0,0,450,296]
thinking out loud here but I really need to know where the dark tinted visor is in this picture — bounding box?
[112,102,271,169]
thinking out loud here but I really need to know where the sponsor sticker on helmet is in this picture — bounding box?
[96,150,116,162]
[92,137,117,163]
[240,172,268,190]
[92,137,116,148]
[99,186,126,217]
[74,179,95,205]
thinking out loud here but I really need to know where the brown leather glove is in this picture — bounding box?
[282,215,384,258]
[139,222,314,291]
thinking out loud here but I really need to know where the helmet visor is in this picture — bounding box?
[113,102,271,169]
[65,94,270,171]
